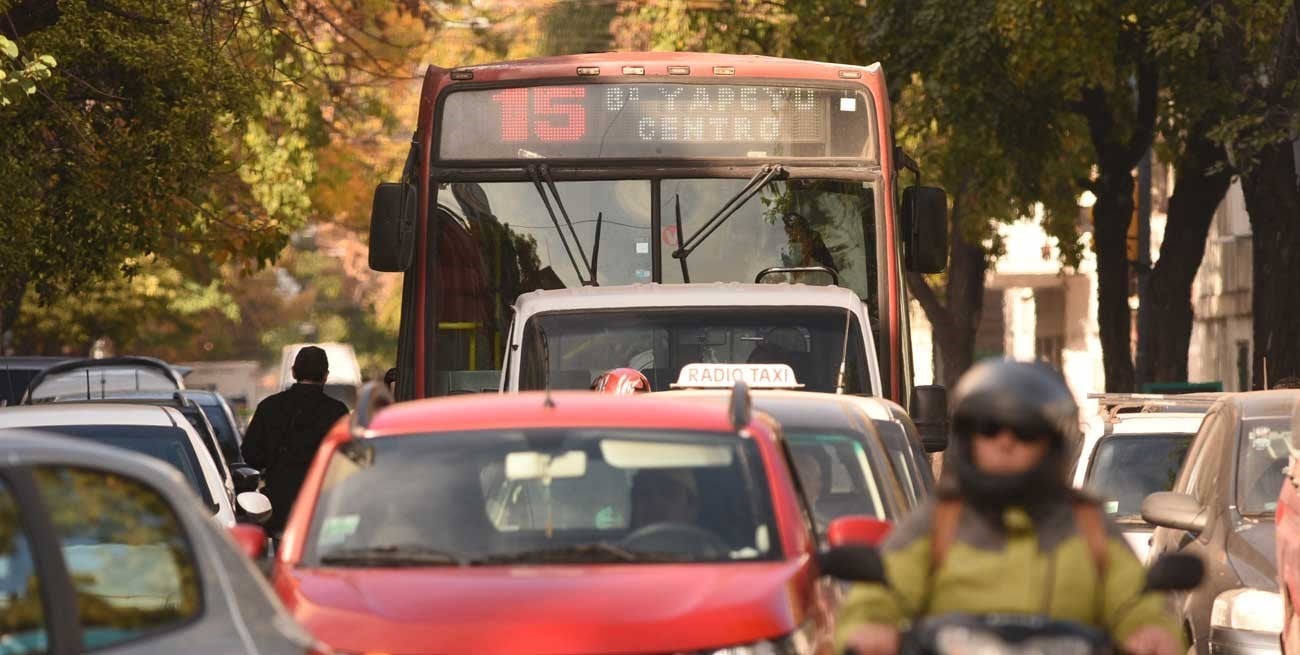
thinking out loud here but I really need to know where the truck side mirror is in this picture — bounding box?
[369,182,417,272]
[910,385,949,452]
[902,186,948,274]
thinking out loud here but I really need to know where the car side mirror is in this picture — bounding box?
[818,545,886,583]
[368,182,417,272]
[827,515,893,548]
[901,186,948,274]
[229,523,268,560]
[910,385,949,452]
[231,466,261,493]
[235,491,273,525]
[1141,491,1207,533]
[1144,553,1205,592]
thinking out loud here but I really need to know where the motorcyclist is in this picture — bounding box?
[591,367,650,395]
[836,359,1181,655]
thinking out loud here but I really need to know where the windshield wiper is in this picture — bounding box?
[528,164,591,285]
[672,163,785,264]
[318,544,467,567]
[471,542,687,565]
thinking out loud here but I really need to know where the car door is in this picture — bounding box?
[0,471,80,654]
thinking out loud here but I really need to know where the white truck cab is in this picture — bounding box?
[497,282,882,396]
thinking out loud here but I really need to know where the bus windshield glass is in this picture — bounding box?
[439,83,875,160]
[519,307,872,394]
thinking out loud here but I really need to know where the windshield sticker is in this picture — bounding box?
[635,241,649,254]
[635,269,651,279]
[839,97,857,112]
[319,514,361,547]
[1103,500,1119,514]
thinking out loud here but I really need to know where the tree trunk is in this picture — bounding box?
[1091,166,1138,392]
[906,197,988,391]
[0,276,26,355]
[1139,133,1232,382]
[1239,140,1300,388]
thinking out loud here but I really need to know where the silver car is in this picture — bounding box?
[0,429,322,654]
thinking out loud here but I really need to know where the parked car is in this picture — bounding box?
[841,395,939,507]
[1144,390,1300,655]
[0,429,321,654]
[259,383,884,655]
[0,403,268,528]
[1274,396,1300,655]
[183,389,245,466]
[0,356,71,406]
[1075,408,1204,562]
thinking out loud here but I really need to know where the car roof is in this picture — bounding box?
[0,402,182,428]
[367,392,746,437]
[660,389,868,433]
[1220,389,1300,420]
[513,282,864,314]
[1107,412,1206,434]
[0,356,74,370]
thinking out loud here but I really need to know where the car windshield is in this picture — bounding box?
[1236,417,1292,516]
[785,431,891,531]
[306,429,778,566]
[520,307,871,394]
[29,425,214,506]
[27,366,179,402]
[1085,434,1193,520]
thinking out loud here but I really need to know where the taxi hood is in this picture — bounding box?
[286,559,807,655]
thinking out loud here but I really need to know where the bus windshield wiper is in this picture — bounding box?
[528,164,591,285]
[318,544,467,567]
[672,164,785,264]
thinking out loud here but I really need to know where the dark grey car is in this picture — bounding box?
[0,429,320,655]
[1144,390,1300,655]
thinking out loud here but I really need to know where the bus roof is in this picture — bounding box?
[445,51,883,85]
[513,282,866,316]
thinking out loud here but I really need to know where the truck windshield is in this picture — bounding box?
[519,307,871,394]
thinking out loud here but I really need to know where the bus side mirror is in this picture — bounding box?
[902,186,948,274]
[369,182,417,272]
[910,384,949,452]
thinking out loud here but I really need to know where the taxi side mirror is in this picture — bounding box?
[910,385,949,452]
[369,182,417,272]
[827,515,893,548]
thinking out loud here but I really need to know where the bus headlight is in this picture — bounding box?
[1211,588,1284,634]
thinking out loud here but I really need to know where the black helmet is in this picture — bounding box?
[951,359,1081,449]
[944,359,1081,508]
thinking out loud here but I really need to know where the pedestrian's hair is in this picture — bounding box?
[292,346,329,382]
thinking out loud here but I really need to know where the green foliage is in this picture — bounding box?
[0,34,55,106]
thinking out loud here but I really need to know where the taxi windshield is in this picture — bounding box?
[519,307,871,394]
[786,431,891,533]
[304,429,779,566]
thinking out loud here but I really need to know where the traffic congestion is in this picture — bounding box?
[3,15,1300,655]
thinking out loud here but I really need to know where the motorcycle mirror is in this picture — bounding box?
[1144,553,1204,592]
[818,545,886,583]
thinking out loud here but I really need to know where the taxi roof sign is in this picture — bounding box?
[672,363,803,390]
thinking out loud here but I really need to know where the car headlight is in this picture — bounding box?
[1211,588,1284,634]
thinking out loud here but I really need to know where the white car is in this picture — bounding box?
[1073,400,1208,562]
[0,403,268,528]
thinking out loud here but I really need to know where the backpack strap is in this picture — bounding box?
[930,498,964,571]
[1071,499,1109,575]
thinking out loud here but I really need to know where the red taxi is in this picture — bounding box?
[263,384,880,655]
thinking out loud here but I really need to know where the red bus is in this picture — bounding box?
[368,52,948,406]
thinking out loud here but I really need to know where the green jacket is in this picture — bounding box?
[834,496,1181,650]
